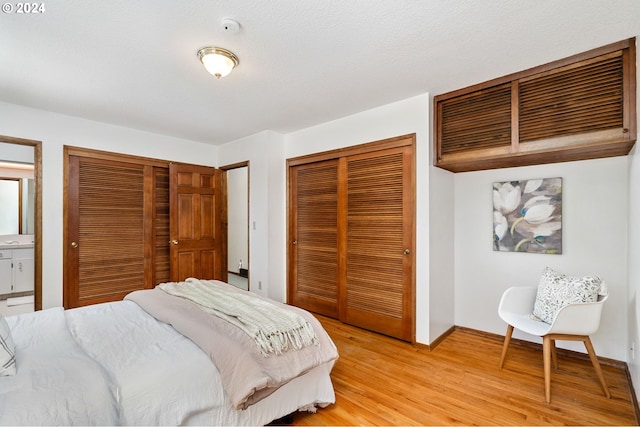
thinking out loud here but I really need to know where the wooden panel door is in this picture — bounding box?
[169,163,222,282]
[288,160,340,318]
[342,146,414,341]
[65,156,155,307]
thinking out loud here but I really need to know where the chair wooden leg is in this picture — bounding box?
[499,324,514,369]
[583,336,611,399]
[543,335,552,403]
[550,339,558,370]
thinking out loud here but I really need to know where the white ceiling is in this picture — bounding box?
[1,0,639,145]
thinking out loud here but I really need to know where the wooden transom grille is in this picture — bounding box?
[439,83,512,155]
[346,152,404,319]
[77,161,146,301]
[296,162,339,304]
[519,52,624,142]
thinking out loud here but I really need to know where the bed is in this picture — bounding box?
[0,279,338,425]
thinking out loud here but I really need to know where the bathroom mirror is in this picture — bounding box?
[0,177,34,235]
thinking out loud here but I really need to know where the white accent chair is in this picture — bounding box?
[498,286,610,403]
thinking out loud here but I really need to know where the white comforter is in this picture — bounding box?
[0,300,336,426]
[66,300,230,425]
[0,308,119,425]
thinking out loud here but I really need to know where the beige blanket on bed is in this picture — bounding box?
[125,282,338,410]
[157,278,318,357]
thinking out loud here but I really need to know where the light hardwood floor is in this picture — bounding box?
[292,316,637,426]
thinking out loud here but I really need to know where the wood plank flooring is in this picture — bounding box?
[292,316,637,426]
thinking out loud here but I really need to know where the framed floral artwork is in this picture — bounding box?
[493,177,562,254]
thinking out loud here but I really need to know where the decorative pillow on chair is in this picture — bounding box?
[532,267,601,324]
[0,314,16,376]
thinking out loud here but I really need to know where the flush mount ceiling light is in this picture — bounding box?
[197,47,239,79]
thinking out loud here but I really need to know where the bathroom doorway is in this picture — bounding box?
[0,136,42,316]
[222,162,249,291]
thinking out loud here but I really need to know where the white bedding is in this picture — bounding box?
[0,308,119,425]
[0,300,336,426]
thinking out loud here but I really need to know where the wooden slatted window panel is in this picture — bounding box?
[292,161,339,316]
[346,152,404,319]
[434,39,636,173]
[439,83,512,155]
[77,160,147,302]
[519,52,624,142]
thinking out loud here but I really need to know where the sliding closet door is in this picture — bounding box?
[288,134,415,341]
[66,156,158,307]
[343,146,414,341]
[288,159,340,318]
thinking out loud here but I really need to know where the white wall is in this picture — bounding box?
[281,93,435,344]
[454,157,629,360]
[429,155,455,341]
[629,143,640,385]
[627,37,640,391]
[0,101,217,308]
[217,130,286,299]
[0,142,34,163]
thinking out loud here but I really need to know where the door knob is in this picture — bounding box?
[403,248,410,255]
[171,240,179,245]
[71,241,78,248]
[292,240,297,245]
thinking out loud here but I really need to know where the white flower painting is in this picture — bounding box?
[493,177,562,254]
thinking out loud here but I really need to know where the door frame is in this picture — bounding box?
[220,161,250,290]
[0,135,42,311]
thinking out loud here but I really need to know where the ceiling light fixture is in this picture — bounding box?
[0,161,34,170]
[197,47,239,79]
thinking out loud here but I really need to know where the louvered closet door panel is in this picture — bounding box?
[519,52,624,142]
[289,160,339,318]
[344,146,413,341]
[154,168,170,285]
[67,157,150,307]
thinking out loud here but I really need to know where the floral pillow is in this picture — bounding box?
[0,315,16,376]
[532,267,601,324]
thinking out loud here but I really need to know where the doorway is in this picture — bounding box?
[0,136,42,315]
[222,162,249,291]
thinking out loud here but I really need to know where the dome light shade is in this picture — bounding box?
[197,47,239,79]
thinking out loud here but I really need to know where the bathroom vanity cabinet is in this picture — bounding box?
[0,248,34,295]
[0,253,11,295]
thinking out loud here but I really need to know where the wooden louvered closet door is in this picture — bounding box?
[154,168,170,285]
[65,155,167,308]
[289,160,340,318]
[288,135,415,341]
[343,146,414,340]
